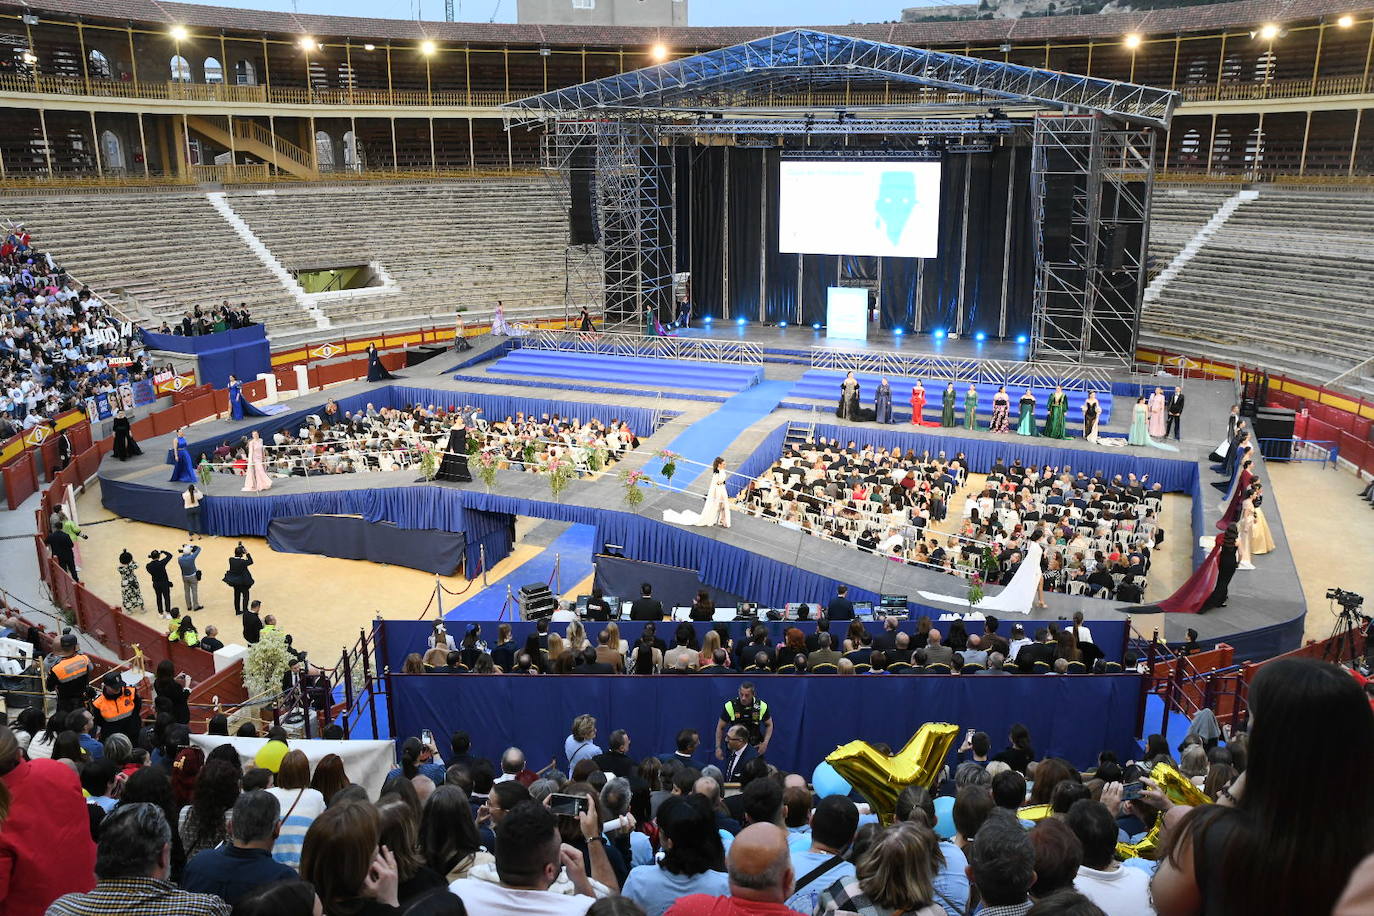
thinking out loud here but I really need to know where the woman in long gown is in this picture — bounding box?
[873,378,893,424]
[1044,386,1069,439]
[1127,396,1150,446]
[963,384,978,430]
[366,343,399,382]
[169,427,197,483]
[910,382,934,427]
[989,386,1011,433]
[1201,526,1239,611]
[940,383,957,427]
[1236,488,1257,570]
[1082,392,1101,443]
[837,371,860,420]
[1147,386,1167,438]
[111,410,142,460]
[118,549,144,614]
[1016,390,1038,436]
[490,301,513,336]
[663,457,731,528]
[228,375,269,420]
[435,423,473,482]
[241,430,272,492]
[1250,482,1276,555]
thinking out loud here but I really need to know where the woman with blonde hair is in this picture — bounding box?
[546,633,566,670]
[565,714,602,770]
[699,629,730,668]
[421,647,449,670]
[566,619,589,653]
[817,821,945,915]
[401,653,426,675]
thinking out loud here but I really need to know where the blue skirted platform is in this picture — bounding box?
[788,370,1115,424]
[489,350,764,394]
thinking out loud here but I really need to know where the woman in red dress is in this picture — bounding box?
[909,382,940,427]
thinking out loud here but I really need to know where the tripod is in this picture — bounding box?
[1324,602,1369,668]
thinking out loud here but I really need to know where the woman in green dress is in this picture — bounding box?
[1128,395,1150,446]
[1044,385,1069,439]
[963,384,978,431]
[1016,389,1038,436]
[940,382,957,427]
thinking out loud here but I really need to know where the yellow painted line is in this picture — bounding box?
[1320,392,1361,413]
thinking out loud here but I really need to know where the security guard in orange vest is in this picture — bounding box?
[45,633,92,714]
[91,671,143,743]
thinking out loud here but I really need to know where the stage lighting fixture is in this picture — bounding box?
[650,43,669,61]
[736,317,747,326]
[975,332,987,342]
[1016,334,1029,344]
[170,25,189,41]
[299,36,317,50]
[1338,14,1354,27]
[1123,33,1142,49]
[420,40,437,55]
[779,321,788,328]
[363,43,376,51]
[933,329,946,340]
[703,316,713,324]
[1258,23,1280,39]
[812,323,822,330]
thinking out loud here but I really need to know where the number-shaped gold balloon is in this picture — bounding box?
[825,723,960,823]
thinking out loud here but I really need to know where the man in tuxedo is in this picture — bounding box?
[826,585,854,621]
[628,582,663,621]
[1165,388,1185,440]
[720,725,758,782]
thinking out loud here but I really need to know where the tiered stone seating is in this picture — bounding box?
[225,179,587,328]
[1147,186,1232,264]
[1140,187,1374,386]
[2,192,309,330]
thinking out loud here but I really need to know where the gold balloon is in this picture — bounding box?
[1017,803,1054,823]
[1114,762,1213,861]
[825,723,960,823]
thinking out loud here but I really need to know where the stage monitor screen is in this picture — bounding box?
[778,160,941,258]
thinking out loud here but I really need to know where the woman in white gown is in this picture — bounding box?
[664,457,732,528]
[490,301,512,336]
[242,430,272,492]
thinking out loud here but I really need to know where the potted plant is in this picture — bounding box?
[417,442,439,481]
[475,449,499,491]
[545,456,575,500]
[658,449,680,485]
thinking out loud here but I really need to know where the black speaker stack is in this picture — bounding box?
[518,582,558,620]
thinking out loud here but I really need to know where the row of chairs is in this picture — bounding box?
[743,659,1126,675]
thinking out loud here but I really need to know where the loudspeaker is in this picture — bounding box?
[569,144,597,245]
[1254,407,1296,460]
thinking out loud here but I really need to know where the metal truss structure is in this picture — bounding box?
[524,327,765,365]
[507,29,1179,361]
[504,29,1178,128]
[810,346,1115,391]
[1031,115,1157,366]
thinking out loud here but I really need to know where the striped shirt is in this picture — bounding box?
[266,786,326,869]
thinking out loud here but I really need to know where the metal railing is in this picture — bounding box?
[1179,73,1367,103]
[189,163,272,184]
[1257,437,1340,466]
[523,327,765,365]
[809,348,1115,392]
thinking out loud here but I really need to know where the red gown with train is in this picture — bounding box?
[909,387,940,428]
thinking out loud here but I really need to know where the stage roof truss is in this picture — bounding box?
[503,29,1180,129]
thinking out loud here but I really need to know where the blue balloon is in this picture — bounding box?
[811,761,852,799]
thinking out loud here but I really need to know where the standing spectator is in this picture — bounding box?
[46,520,79,581]
[1151,658,1374,915]
[44,632,91,714]
[183,485,204,540]
[117,550,144,614]
[449,800,598,913]
[0,724,98,914]
[178,543,203,612]
[181,790,295,905]
[242,599,265,644]
[623,795,729,916]
[145,549,174,618]
[91,671,142,743]
[152,660,192,725]
[224,543,254,616]
[267,749,327,870]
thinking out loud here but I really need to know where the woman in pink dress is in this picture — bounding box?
[1147,386,1168,438]
[242,429,272,492]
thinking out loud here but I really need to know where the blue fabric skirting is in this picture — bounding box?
[388,670,1145,773]
[268,515,465,576]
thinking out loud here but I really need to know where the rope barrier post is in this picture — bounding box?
[434,574,443,621]
[554,552,561,596]
[481,544,489,588]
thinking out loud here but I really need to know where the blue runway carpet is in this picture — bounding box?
[643,379,791,480]
[444,522,598,620]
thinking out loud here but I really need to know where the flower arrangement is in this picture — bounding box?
[658,449,680,484]
[968,546,999,606]
[466,433,482,456]
[475,449,499,489]
[522,439,537,465]
[621,469,650,508]
[587,446,605,473]
[966,573,986,607]
[243,626,292,703]
[545,456,576,500]
[417,442,439,481]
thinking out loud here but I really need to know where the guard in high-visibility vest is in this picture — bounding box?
[45,633,92,714]
[91,671,143,743]
[716,681,773,759]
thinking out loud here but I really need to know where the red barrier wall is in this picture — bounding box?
[3,452,38,510]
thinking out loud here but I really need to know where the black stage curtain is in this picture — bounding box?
[683,147,725,318]
[879,256,920,331]
[1006,149,1037,338]
[764,149,799,324]
[919,154,968,334]
[800,254,839,326]
[727,147,763,321]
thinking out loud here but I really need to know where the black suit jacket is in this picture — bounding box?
[826,597,854,620]
[585,598,611,621]
[224,555,254,588]
[594,750,636,780]
[721,744,758,784]
[1168,393,1185,416]
[242,610,263,644]
[1015,642,1054,670]
[629,598,663,621]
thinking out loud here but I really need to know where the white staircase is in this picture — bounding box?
[204,192,330,330]
[1144,189,1258,304]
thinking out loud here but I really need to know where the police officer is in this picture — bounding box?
[91,671,143,743]
[45,633,92,714]
[716,681,773,759]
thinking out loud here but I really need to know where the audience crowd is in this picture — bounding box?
[0,226,152,440]
[4,655,1371,916]
[739,440,1168,603]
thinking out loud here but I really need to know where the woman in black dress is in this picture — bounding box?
[1202,525,1239,611]
[111,410,142,460]
[435,422,472,482]
[837,371,860,420]
[366,342,399,382]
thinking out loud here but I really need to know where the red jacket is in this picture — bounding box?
[0,758,97,916]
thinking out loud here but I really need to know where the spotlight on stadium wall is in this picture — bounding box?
[420,40,437,55]
[650,43,669,61]
[1337,14,1355,27]
[363,43,376,51]
[1258,23,1281,39]
[1016,334,1029,344]
[1123,33,1142,50]
[169,25,189,41]
[933,329,945,340]
[299,36,316,50]
[975,332,987,342]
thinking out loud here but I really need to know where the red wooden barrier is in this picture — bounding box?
[189,661,249,716]
[67,421,93,454]
[131,416,156,441]
[75,583,124,652]
[3,451,38,510]
[152,404,187,437]
[37,437,61,481]
[244,379,267,401]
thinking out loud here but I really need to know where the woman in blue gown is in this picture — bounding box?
[367,342,400,381]
[227,375,269,420]
[873,378,893,424]
[169,428,197,483]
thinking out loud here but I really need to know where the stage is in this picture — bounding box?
[675,322,1034,362]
